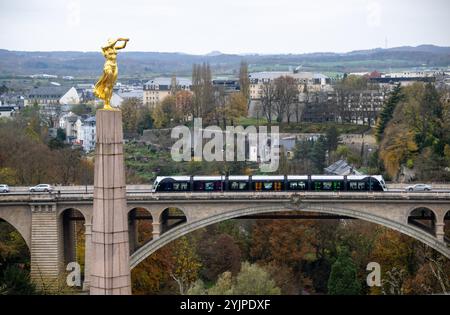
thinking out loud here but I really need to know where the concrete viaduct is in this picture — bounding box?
[0,188,449,291]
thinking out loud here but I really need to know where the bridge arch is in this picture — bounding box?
[0,207,31,248]
[130,203,450,269]
[128,207,153,253]
[407,207,437,236]
[59,208,86,267]
[160,207,187,234]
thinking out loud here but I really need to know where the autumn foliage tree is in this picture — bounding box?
[378,83,450,180]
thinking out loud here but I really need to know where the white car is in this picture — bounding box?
[0,184,9,193]
[29,184,53,193]
[405,184,432,192]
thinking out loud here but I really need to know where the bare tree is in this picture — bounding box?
[261,81,276,124]
[239,60,250,107]
[274,76,298,123]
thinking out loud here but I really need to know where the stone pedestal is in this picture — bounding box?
[90,110,131,295]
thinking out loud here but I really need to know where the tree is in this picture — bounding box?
[175,90,193,121]
[224,92,248,125]
[191,63,214,122]
[121,97,150,134]
[151,95,182,129]
[377,83,449,180]
[260,81,276,124]
[233,262,281,295]
[325,126,340,152]
[310,136,327,172]
[207,271,234,295]
[273,76,298,123]
[0,265,36,295]
[239,61,250,105]
[327,247,361,295]
[201,262,281,295]
[168,236,202,295]
[197,233,241,282]
[375,84,402,142]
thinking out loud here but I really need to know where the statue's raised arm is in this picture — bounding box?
[115,38,129,50]
[94,38,130,110]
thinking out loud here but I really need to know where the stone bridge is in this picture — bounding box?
[0,189,449,291]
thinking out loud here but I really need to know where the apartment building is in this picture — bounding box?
[248,71,332,100]
[143,77,192,108]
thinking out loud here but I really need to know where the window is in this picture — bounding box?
[229,181,248,191]
[289,181,307,190]
[349,181,366,191]
[314,181,343,191]
[173,182,189,191]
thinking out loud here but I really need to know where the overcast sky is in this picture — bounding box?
[1,0,449,54]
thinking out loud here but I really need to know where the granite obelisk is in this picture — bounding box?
[90,109,131,295]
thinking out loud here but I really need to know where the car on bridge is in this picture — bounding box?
[405,184,432,192]
[0,184,9,193]
[29,184,54,193]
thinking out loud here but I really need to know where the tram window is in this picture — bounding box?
[161,183,173,191]
[173,182,189,191]
[349,181,366,191]
[322,182,332,190]
[214,181,223,190]
[333,181,343,191]
[289,181,307,190]
[193,182,204,191]
[274,182,282,191]
[205,182,214,191]
[229,181,248,191]
[369,180,382,191]
[263,182,273,190]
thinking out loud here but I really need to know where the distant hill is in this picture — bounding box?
[0,45,449,79]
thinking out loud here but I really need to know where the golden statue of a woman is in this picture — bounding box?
[94,38,129,110]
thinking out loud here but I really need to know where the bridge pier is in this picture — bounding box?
[152,221,161,239]
[30,203,64,291]
[435,223,445,242]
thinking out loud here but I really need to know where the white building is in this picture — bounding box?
[59,87,80,105]
[26,86,80,106]
[0,106,17,119]
[249,71,332,100]
[76,116,96,152]
[59,112,79,143]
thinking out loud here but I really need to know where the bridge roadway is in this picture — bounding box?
[3,183,450,195]
[0,185,449,290]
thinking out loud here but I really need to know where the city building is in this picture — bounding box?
[59,112,79,143]
[0,106,17,119]
[212,79,240,94]
[248,71,332,100]
[26,86,80,105]
[0,93,26,108]
[143,77,192,108]
[324,159,362,176]
[76,116,96,152]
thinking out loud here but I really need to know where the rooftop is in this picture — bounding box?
[324,159,362,176]
[144,77,192,87]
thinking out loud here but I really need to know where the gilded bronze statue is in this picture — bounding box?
[94,38,129,110]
